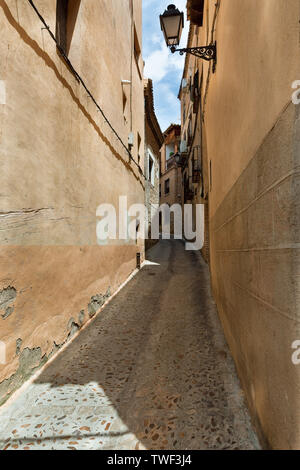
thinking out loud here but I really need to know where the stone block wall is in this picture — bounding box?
[210,103,300,448]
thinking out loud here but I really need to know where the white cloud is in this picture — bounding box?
[144,41,186,83]
[144,43,169,82]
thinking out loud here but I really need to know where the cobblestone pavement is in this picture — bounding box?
[0,240,260,450]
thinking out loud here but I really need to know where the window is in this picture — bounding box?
[137,132,142,163]
[194,70,199,95]
[56,0,80,56]
[166,144,175,162]
[123,90,127,114]
[150,160,154,182]
[165,179,170,195]
[134,27,141,63]
[188,117,193,146]
[189,0,204,26]
[122,87,129,125]
[56,0,68,53]
[193,70,200,112]
[148,151,155,186]
[134,25,142,79]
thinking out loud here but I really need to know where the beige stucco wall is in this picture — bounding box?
[204,0,300,216]
[197,0,300,449]
[211,102,300,449]
[0,0,144,404]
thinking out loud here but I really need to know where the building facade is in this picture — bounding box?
[160,124,181,207]
[0,0,145,405]
[178,0,300,449]
[144,79,163,247]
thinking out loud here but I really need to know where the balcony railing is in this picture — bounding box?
[166,155,177,170]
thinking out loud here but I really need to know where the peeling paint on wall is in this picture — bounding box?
[78,310,85,326]
[16,338,22,356]
[0,288,112,406]
[0,287,16,320]
[67,318,80,339]
[88,288,111,318]
[0,347,46,407]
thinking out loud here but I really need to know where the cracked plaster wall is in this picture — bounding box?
[0,0,144,404]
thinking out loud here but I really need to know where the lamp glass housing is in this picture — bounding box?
[160,4,184,48]
[174,152,181,165]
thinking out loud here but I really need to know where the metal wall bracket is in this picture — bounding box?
[171,42,217,73]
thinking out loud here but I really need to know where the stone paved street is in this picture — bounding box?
[0,240,260,450]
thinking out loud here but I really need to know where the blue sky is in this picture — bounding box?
[142,0,189,132]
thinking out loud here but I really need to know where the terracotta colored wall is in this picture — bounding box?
[0,0,144,404]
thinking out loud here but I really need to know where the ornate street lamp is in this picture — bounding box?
[174,152,185,167]
[160,4,217,73]
[174,152,181,165]
[160,4,184,48]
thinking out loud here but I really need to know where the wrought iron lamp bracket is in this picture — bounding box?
[170,42,217,73]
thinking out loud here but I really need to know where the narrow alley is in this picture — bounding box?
[0,241,260,451]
